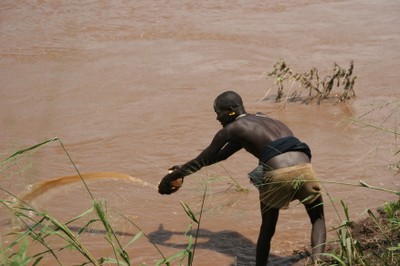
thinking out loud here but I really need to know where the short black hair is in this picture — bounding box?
[214,91,244,111]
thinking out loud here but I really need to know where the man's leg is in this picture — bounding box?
[304,196,326,260]
[256,201,279,266]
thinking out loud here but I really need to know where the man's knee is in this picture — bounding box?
[305,197,325,223]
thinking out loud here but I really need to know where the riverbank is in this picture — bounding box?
[296,200,400,265]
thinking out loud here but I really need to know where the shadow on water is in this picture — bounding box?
[148,224,310,266]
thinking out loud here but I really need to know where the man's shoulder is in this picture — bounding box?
[226,117,258,133]
[255,112,267,117]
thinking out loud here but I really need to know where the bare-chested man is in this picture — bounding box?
[158,91,326,265]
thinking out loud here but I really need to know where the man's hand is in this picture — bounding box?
[158,170,184,195]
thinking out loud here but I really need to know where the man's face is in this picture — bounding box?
[214,104,234,127]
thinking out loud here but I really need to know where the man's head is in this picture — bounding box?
[213,91,245,127]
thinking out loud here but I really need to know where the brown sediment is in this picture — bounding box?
[18,172,156,203]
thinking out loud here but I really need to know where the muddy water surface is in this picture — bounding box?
[1,0,399,265]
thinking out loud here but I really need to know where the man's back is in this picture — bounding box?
[223,114,310,169]
[222,114,291,152]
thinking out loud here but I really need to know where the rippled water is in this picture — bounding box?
[1,0,399,265]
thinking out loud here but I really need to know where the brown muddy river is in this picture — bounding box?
[1,0,399,265]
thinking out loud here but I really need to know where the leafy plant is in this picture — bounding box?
[322,201,366,266]
[2,239,33,266]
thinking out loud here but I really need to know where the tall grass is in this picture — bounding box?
[317,198,400,266]
[0,138,206,266]
[316,99,400,265]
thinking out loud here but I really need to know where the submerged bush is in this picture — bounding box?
[262,60,356,104]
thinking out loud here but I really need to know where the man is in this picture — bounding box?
[158,91,326,265]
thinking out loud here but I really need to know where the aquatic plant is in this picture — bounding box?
[261,60,356,104]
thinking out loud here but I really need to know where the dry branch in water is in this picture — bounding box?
[262,60,357,104]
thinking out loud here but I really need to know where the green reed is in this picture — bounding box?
[315,198,400,266]
[315,100,399,265]
[0,192,96,265]
[321,200,366,266]
[0,138,206,266]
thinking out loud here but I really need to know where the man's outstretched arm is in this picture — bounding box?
[158,129,239,194]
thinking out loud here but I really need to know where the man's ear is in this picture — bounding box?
[228,107,237,115]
